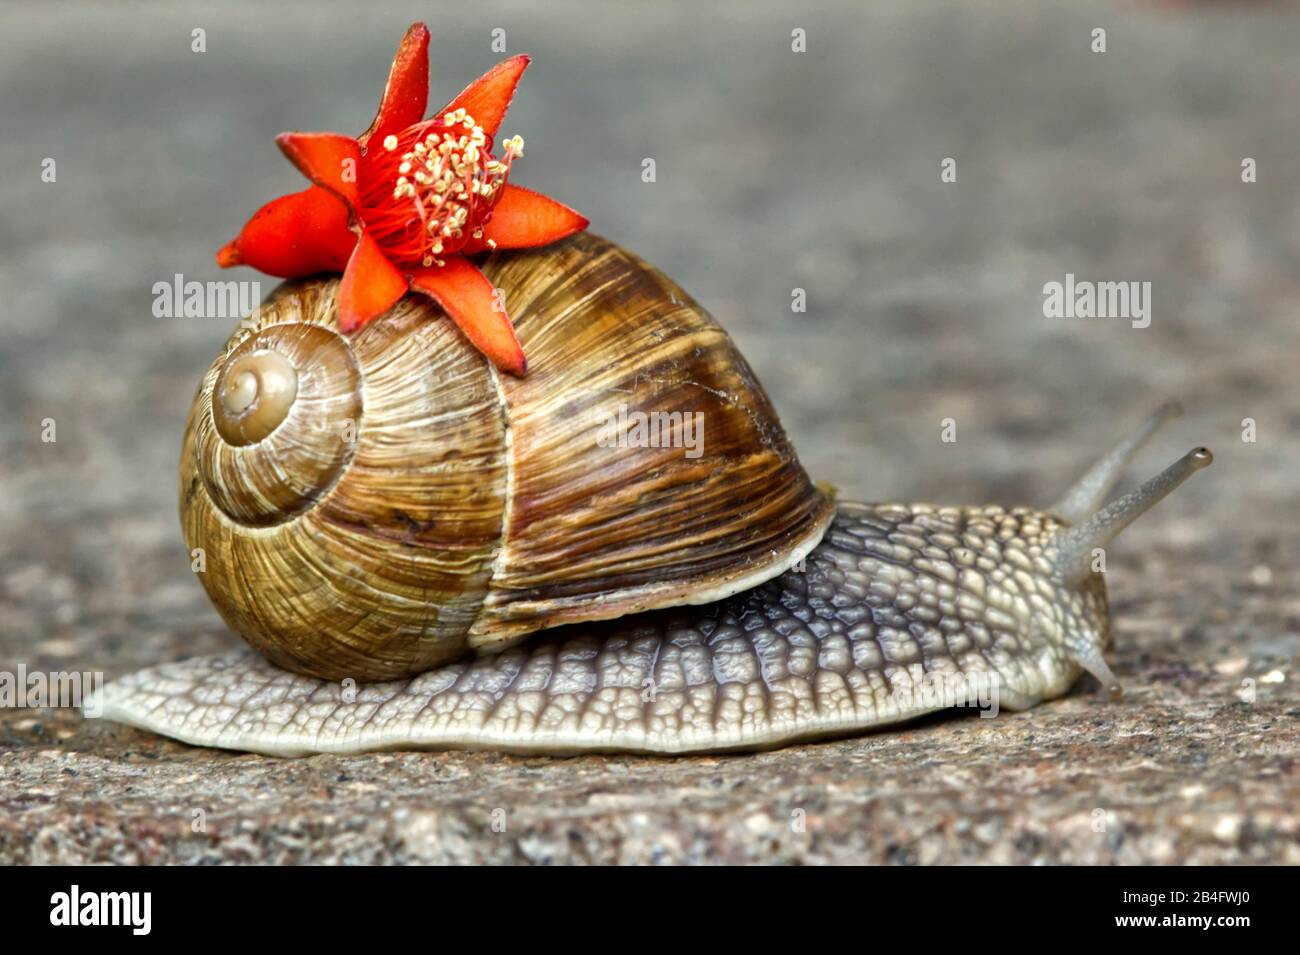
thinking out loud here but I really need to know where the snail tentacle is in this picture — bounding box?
[1051,401,1182,523]
[1052,446,1213,587]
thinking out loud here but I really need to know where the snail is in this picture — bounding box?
[98,232,1211,756]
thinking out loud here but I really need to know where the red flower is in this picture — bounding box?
[216,23,588,375]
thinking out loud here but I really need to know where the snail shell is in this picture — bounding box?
[181,233,835,681]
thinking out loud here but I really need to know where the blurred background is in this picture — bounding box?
[1,1,1297,863]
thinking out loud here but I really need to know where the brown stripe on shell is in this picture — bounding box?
[471,232,835,652]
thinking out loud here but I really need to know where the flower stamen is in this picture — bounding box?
[360,111,522,266]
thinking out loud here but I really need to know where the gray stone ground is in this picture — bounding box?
[1,1,1297,863]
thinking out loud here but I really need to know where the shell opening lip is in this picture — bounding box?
[213,348,300,446]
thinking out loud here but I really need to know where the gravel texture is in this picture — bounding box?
[1,0,1297,864]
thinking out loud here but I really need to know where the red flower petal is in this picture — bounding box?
[339,231,408,333]
[216,186,355,278]
[409,259,527,375]
[438,55,530,142]
[276,132,362,209]
[465,184,589,253]
[359,22,431,148]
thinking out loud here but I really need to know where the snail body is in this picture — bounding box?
[100,234,1210,755]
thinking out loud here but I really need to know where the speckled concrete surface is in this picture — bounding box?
[1,1,1297,863]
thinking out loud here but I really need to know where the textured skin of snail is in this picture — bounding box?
[100,501,1111,756]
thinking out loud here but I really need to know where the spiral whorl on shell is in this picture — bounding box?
[182,232,835,681]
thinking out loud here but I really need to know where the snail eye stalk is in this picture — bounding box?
[1052,401,1183,524]
[1053,446,1212,587]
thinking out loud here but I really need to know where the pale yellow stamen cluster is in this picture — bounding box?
[380,110,523,268]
